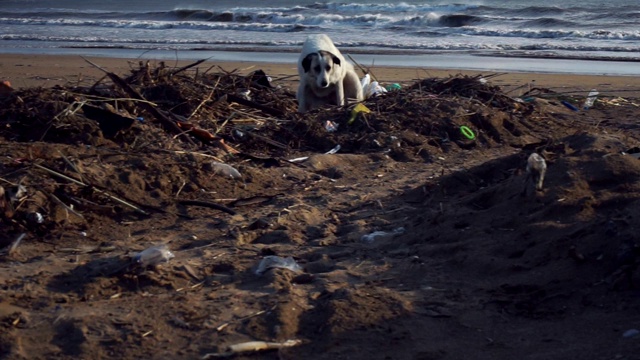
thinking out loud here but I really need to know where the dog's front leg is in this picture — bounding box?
[335,81,345,106]
[297,97,309,113]
[297,84,310,113]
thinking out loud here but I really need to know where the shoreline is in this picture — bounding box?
[1,53,639,99]
[0,47,639,77]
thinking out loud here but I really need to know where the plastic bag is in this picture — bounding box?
[211,161,242,180]
[134,244,175,267]
[361,227,405,243]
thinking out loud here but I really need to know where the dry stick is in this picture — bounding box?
[81,57,195,145]
[241,129,288,149]
[32,163,150,216]
[177,199,237,215]
[188,89,216,121]
[214,112,236,136]
[170,58,209,77]
[224,94,285,118]
[347,54,377,82]
[57,150,84,183]
[46,191,85,220]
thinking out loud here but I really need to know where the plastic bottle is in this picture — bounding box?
[582,89,599,110]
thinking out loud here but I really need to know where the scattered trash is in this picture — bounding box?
[582,89,599,110]
[364,81,387,98]
[561,100,579,111]
[623,329,640,338]
[202,339,302,359]
[255,256,303,275]
[134,244,175,267]
[385,83,402,91]
[238,89,252,101]
[459,125,476,140]
[288,156,309,163]
[324,120,339,132]
[361,227,405,243]
[348,103,372,125]
[26,212,44,225]
[211,161,242,180]
[325,144,341,155]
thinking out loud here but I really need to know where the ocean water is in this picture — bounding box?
[0,0,639,73]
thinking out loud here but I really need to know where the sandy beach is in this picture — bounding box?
[2,53,640,99]
[2,52,640,359]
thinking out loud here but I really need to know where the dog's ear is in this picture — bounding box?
[301,53,315,73]
[332,55,341,67]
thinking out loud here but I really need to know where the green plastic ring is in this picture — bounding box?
[460,126,476,140]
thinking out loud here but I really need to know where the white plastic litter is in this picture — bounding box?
[325,144,341,154]
[134,244,175,267]
[360,73,371,89]
[255,256,303,275]
[324,120,338,132]
[211,161,242,180]
[582,89,599,110]
[287,144,341,163]
[360,74,387,99]
[361,227,405,243]
[365,81,387,98]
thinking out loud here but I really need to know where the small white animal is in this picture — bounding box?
[525,152,547,193]
[297,34,363,113]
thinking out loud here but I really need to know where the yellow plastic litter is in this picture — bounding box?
[348,103,371,125]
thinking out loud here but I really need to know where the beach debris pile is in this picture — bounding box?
[0,59,623,248]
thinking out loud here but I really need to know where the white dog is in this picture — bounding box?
[297,34,363,113]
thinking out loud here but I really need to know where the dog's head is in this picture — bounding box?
[301,50,341,89]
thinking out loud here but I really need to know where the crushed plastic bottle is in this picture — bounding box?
[255,256,303,275]
[582,89,599,110]
[134,244,175,267]
[211,161,242,180]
